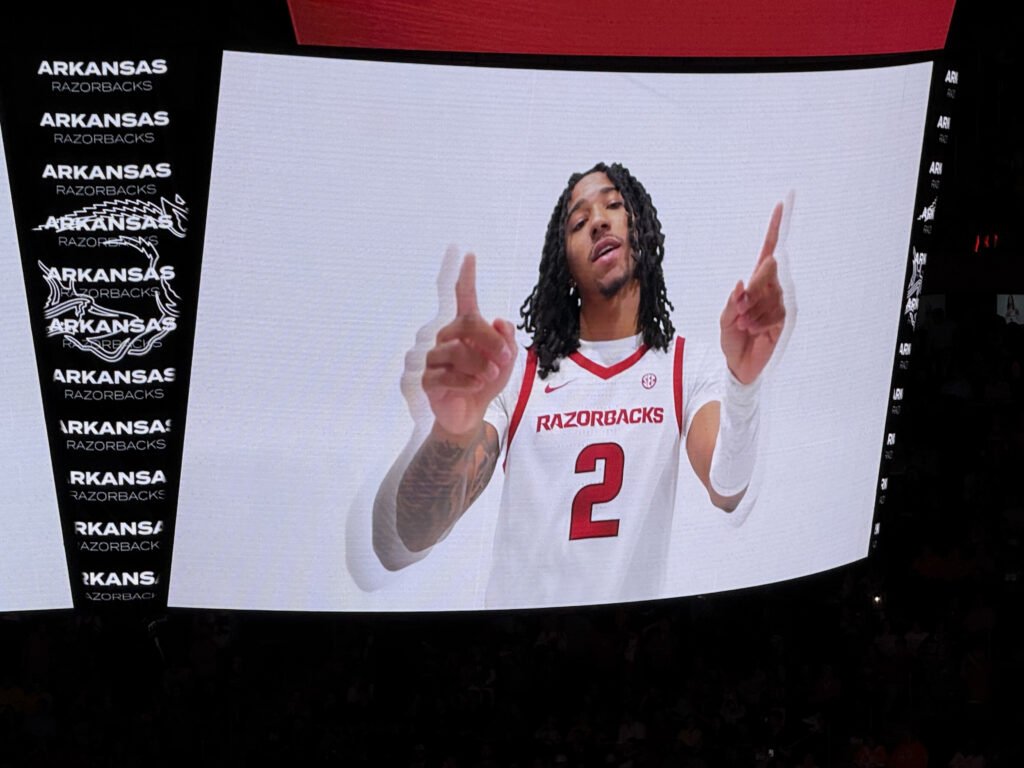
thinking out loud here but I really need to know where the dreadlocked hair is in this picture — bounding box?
[519,162,675,379]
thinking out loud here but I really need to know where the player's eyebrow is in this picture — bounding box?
[566,186,618,219]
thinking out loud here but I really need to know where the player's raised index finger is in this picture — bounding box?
[454,253,480,317]
[758,202,784,265]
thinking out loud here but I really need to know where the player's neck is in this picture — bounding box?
[578,281,641,341]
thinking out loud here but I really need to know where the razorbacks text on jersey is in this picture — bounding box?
[483,334,720,607]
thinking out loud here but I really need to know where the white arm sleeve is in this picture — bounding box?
[708,367,762,497]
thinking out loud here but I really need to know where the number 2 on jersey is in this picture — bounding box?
[569,442,624,540]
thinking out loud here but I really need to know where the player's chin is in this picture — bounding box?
[597,272,634,299]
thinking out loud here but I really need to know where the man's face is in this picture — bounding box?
[565,171,636,299]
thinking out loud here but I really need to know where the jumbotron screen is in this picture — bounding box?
[169,56,929,610]
[0,131,74,611]
[0,1,957,611]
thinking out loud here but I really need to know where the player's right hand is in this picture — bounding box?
[423,254,517,439]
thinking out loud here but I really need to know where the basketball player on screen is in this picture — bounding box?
[375,162,786,606]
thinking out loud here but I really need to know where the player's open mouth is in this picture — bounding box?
[590,237,621,263]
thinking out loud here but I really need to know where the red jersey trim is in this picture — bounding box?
[569,344,649,380]
[503,347,538,470]
[673,337,685,435]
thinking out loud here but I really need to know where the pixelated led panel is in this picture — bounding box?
[171,55,931,611]
[287,0,956,57]
[0,129,74,611]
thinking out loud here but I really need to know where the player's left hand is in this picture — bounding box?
[720,202,786,385]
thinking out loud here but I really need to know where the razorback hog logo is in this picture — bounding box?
[36,196,187,363]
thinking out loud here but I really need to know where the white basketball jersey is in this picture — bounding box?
[484,336,706,608]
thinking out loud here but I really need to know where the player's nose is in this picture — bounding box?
[590,209,610,239]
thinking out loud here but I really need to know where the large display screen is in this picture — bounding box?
[0,131,74,612]
[167,54,932,610]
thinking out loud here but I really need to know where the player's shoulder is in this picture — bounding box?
[678,336,722,390]
[662,334,693,349]
[485,340,531,429]
[502,341,534,393]
[651,334,692,362]
[674,334,715,359]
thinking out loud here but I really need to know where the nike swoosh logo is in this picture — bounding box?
[544,380,573,393]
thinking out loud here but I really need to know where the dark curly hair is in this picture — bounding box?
[519,162,675,378]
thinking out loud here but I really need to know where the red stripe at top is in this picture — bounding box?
[287,0,955,58]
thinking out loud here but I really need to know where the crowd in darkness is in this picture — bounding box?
[0,306,1021,767]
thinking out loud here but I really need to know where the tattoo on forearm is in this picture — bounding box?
[466,438,498,507]
[396,426,499,551]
